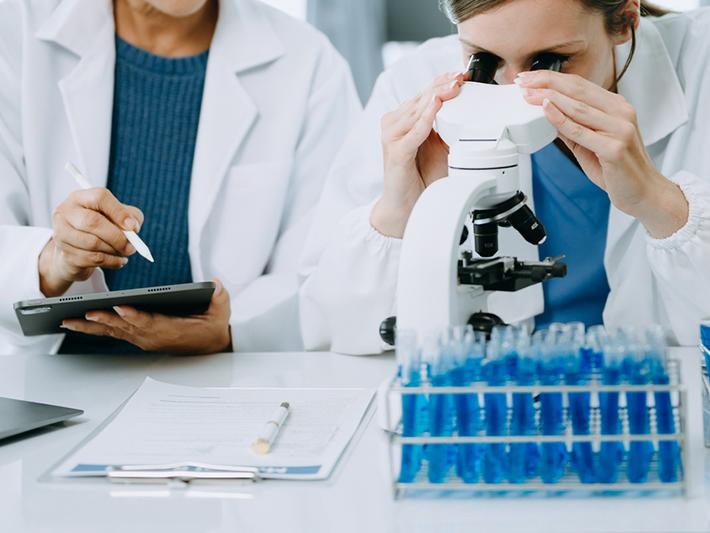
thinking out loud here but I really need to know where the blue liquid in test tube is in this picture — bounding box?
[623,329,653,484]
[539,327,568,484]
[397,330,426,483]
[508,331,539,483]
[647,327,680,483]
[565,323,595,483]
[483,336,509,484]
[426,334,454,483]
[598,335,624,483]
[450,327,484,483]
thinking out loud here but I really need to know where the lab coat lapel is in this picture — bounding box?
[36,0,115,187]
[188,0,284,278]
[606,18,689,261]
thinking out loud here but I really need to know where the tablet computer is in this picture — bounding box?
[14,281,215,336]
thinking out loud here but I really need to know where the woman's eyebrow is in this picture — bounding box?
[458,38,586,54]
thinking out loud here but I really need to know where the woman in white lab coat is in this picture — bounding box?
[299,0,710,354]
[0,0,360,354]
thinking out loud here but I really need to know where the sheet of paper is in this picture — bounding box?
[52,378,374,480]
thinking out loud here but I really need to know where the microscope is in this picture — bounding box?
[380,53,568,345]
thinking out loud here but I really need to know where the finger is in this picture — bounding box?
[523,88,628,135]
[542,99,614,158]
[53,217,123,255]
[71,188,142,232]
[517,71,621,115]
[404,95,444,148]
[558,134,604,185]
[206,278,231,317]
[62,207,133,255]
[58,242,129,270]
[61,319,125,339]
[415,74,464,117]
[84,310,136,334]
[125,206,144,229]
[112,305,155,329]
[390,74,463,135]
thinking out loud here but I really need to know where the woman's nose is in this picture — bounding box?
[496,65,527,85]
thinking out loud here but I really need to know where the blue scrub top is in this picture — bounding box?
[531,142,611,329]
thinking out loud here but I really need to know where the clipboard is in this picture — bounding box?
[41,379,375,486]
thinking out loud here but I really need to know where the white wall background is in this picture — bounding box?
[654,0,701,9]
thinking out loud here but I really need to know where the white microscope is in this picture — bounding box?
[380,55,568,345]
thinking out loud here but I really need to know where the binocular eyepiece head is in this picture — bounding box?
[467,52,564,85]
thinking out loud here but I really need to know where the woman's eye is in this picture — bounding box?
[530,53,570,72]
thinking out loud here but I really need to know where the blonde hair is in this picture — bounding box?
[439,0,671,81]
[440,0,669,27]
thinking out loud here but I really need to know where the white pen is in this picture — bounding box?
[251,401,290,455]
[64,162,154,263]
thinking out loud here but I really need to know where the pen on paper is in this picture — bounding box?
[64,162,154,263]
[251,401,290,454]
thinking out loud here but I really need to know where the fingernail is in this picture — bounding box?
[113,306,125,317]
[126,244,136,255]
[514,77,523,87]
[85,313,98,322]
[517,71,532,78]
[543,98,551,108]
[120,257,129,266]
[124,218,139,232]
[59,323,70,330]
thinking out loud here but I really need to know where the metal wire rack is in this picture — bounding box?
[384,359,689,499]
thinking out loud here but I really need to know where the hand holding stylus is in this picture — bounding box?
[38,165,146,298]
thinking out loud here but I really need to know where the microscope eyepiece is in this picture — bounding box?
[467,53,499,85]
[530,53,565,73]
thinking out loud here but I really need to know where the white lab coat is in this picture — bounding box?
[0,0,361,353]
[299,10,710,354]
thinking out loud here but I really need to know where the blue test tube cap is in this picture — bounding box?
[701,319,710,348]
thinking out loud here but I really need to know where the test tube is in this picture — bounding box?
[425,332,454,483]
[622,327,653,483]
[451,326,484,483]
[508,331,540,483]
[598,331,624,483]
[538,328,568,484]
[397,330,426,483]
[585,325,606,373]
[564,323,595,483]
[483,333,509,484]
[646,326,680,483]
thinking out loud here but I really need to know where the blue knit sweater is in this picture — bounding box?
[60,37,208,354]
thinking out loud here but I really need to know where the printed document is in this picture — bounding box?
[52,378,374,480]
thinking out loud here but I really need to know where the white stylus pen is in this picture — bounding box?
[251,401,291,455]
[64,162,154,263]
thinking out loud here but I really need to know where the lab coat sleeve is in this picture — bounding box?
[298,70,406,355]
[228,37,362,352]
[645,171,710,345]
[0,1,59,352]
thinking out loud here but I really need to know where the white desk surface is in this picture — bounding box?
[0,348,709,533]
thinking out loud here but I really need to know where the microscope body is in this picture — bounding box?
[394,82,566,340]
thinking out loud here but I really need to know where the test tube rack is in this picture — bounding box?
[385,358,689,499]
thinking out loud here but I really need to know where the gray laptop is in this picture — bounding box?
[0,397,83,441]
